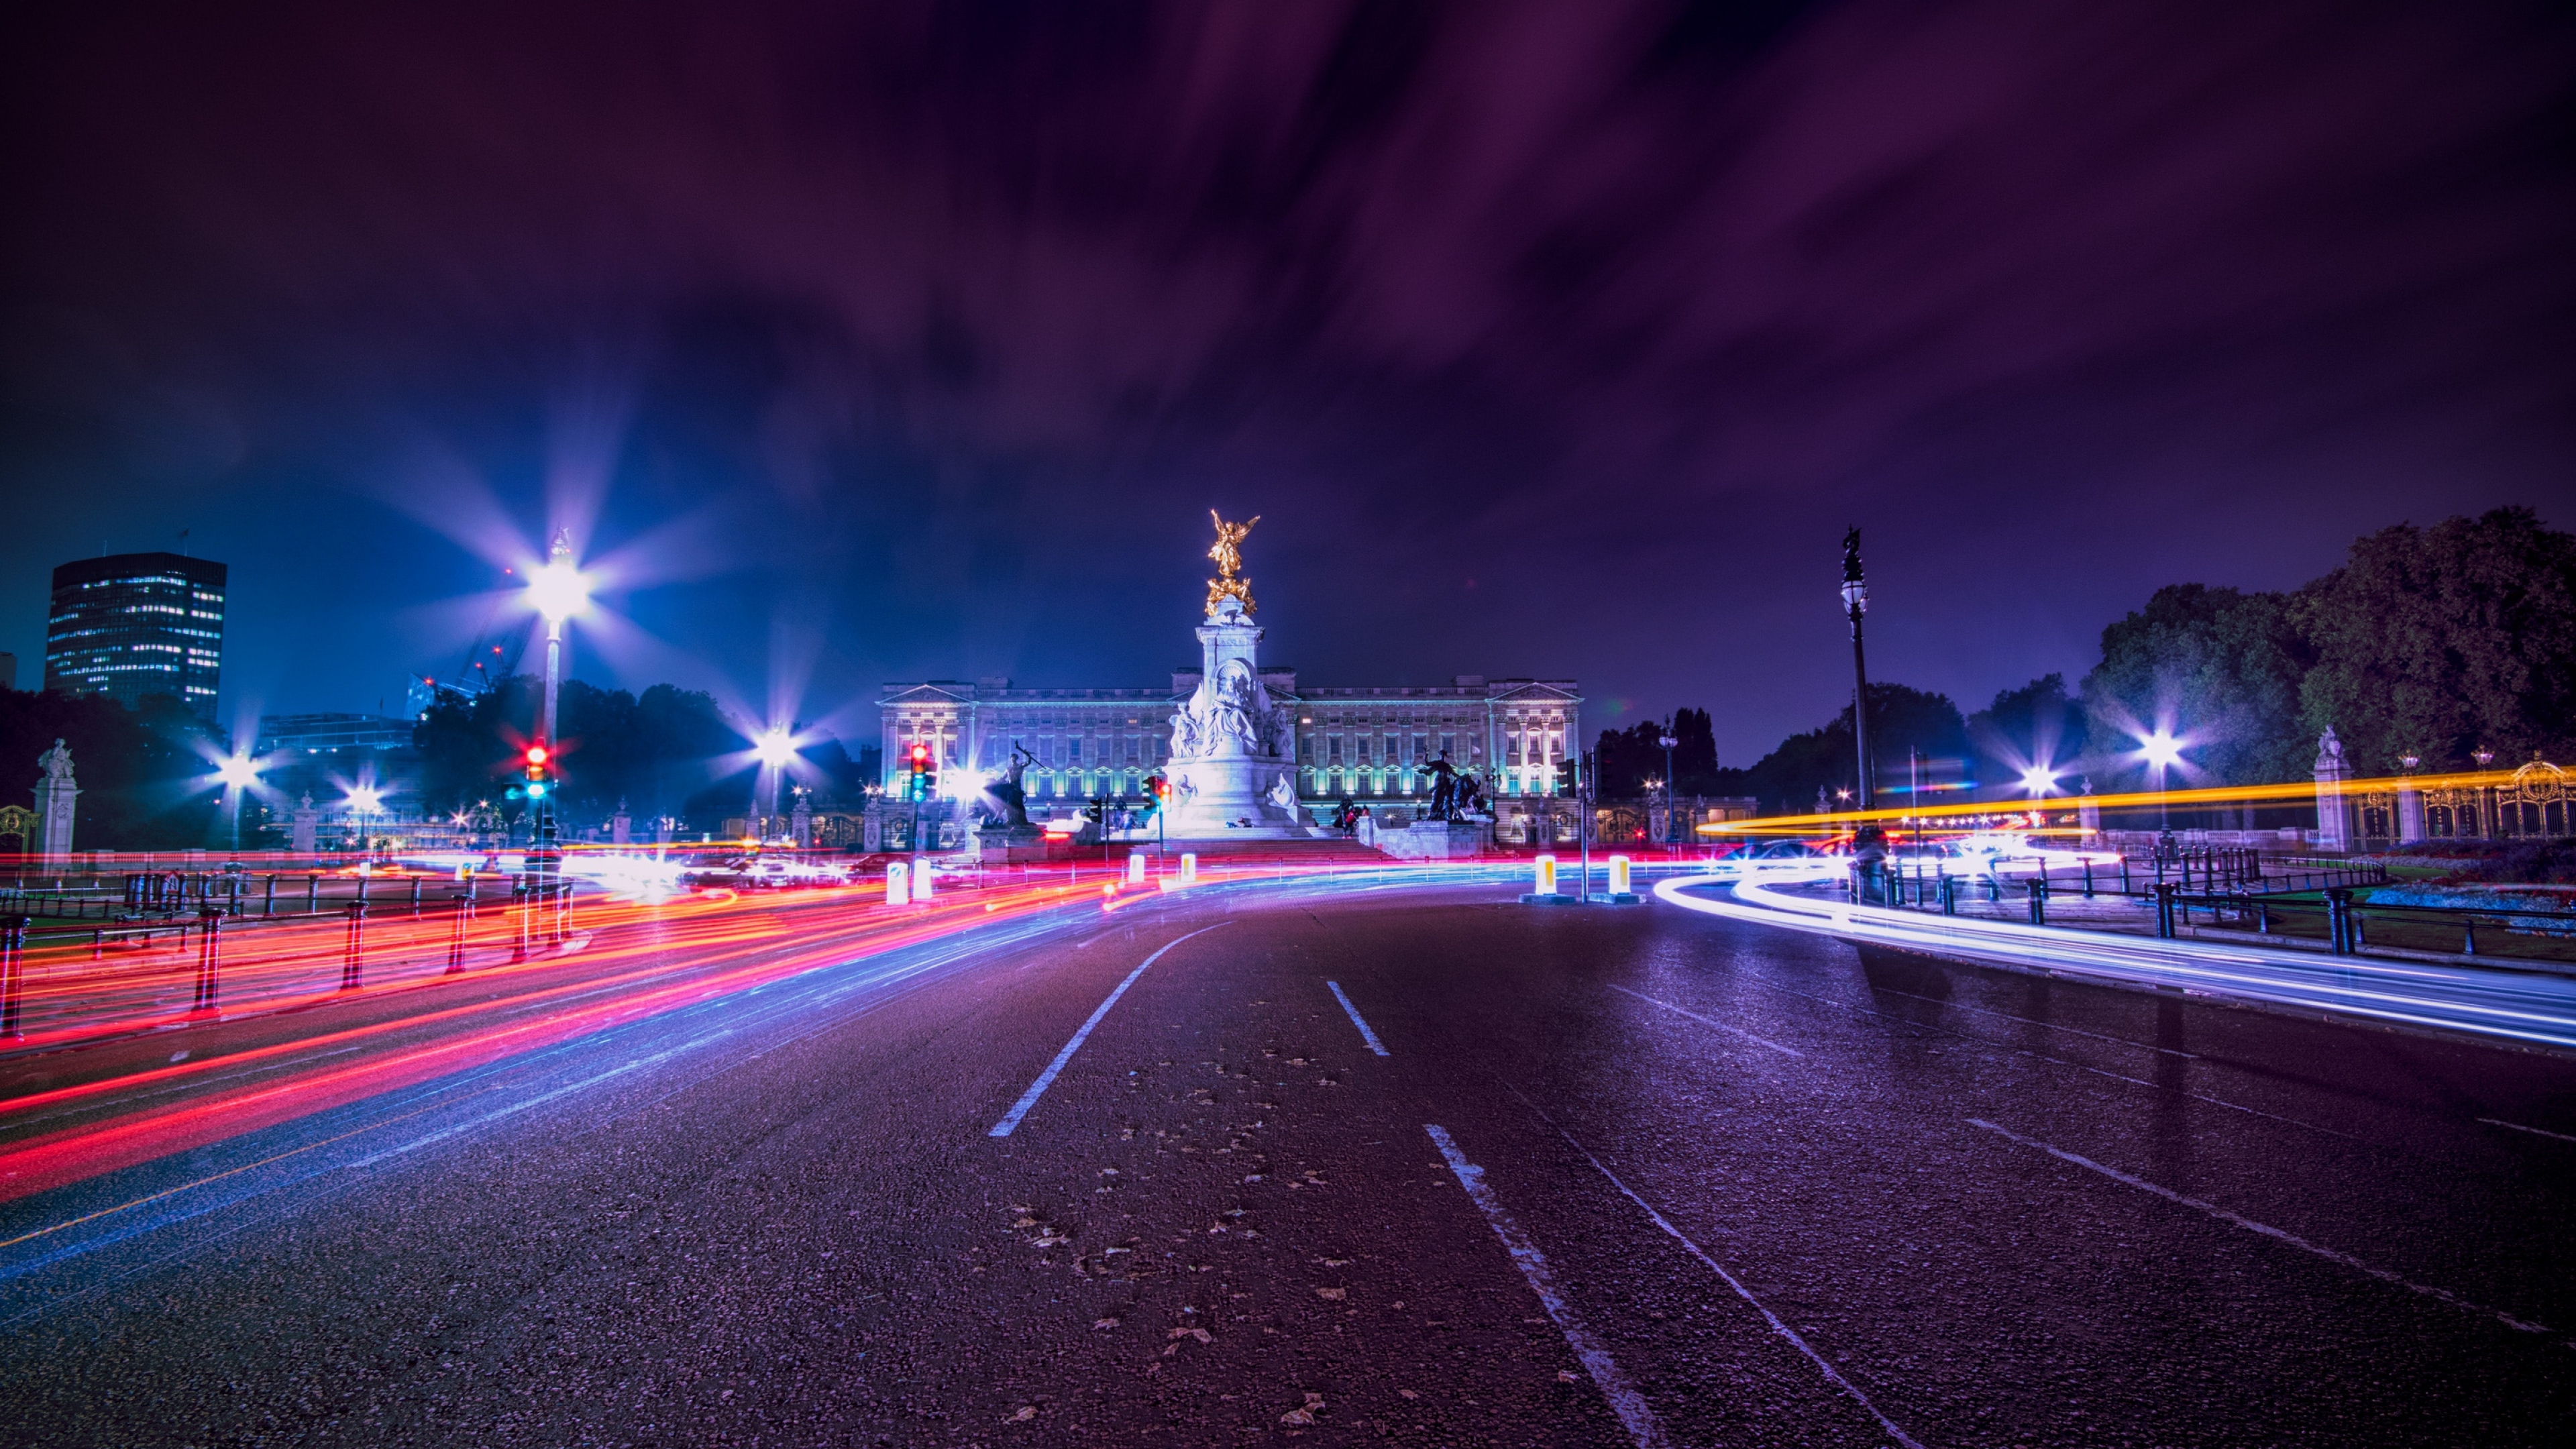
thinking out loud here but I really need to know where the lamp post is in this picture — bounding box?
[1657,730,1678,850]
[1840,529,1873,812]
[524,530,589,894]
[215,755,259,853]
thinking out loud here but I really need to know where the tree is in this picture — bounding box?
[1737,683,1968,813]
[1968,674,2092,790]
[2293,508,2576,771]
[0,688,223,849]
[2080,584,2310,787]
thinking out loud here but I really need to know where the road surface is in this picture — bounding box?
[4,876,2573,1445]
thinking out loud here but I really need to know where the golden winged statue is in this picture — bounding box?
[1205,510,1260,617]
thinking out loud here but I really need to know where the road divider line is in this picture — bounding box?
[2480,1117,2576,1144]
[1424,1124,1667,1449]
[988,923,1233,1138]
[1608,983,1805,1059]
[1967,1116,2562,1344]
[1524,1099,1923,1448]
[1326,981,1389,1056]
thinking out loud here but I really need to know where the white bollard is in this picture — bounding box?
[884,861,910,906]
[913,859,935,902]
[1608,855,1631,896]
[1179,853,1198,885]
[1126,853,1146,885]
[1534,854,1558,895]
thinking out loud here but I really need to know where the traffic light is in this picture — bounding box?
[525,743,551,800]
[1142,773,1167,813]
[906,742,935,802]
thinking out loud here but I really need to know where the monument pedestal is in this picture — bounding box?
[969,824,1065,863]
[1378,819,1491,861]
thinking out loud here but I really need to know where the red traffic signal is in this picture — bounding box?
[525,745,548,766]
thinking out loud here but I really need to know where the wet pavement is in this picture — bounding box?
[5,879,2575,1446]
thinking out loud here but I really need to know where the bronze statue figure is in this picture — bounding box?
[1206,511,1260,617]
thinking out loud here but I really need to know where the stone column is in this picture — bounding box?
[290,792,319,855]
[2394,767,2426,846]
[610,800,633,846]
[2312,728,2353,853]
[32,740,77,864]
[791,794,814,849]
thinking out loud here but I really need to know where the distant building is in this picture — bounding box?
[255,712,419,755]
[44,552,227,723]
[0,651,15,690]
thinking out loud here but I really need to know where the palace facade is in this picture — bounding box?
[877,670,1580,822]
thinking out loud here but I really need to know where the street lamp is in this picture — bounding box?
[214,753,259,851]
[1657,730,1678,848]
[523,530,590,888]
[2136,729,2183,858]
[2019,764,2058,798]
[753,727,798,838]
[1839,529,1873,812]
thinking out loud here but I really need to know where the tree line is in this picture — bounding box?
[1591,507,2575,812]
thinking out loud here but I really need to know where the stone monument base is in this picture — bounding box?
[969,825,1069,863]
[1378,819,1491,861]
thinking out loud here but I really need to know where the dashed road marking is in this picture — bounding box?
[988,923,1233,1137]
[1529,1101,1924,1448]
[1326,980,1389,1056]
[1968,1116,2561,1344]
[1608,983,1805,1059]
[2480,1116,2576,1145]
[1424,1124,1666,1448]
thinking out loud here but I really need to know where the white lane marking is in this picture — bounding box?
[1608,983,1805,1059]
[1752,974,2359,1142]
[1326,980,1389,1057]
[1529,1104,1925,1449]
[1424,1125,1666,1449]
[988,923,1233,1137]
[1968,1117,2561,1343]
[1869,982,2196,1057]
[2481,1117,2576,1144]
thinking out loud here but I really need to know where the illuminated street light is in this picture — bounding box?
[2019,764,2059,798]
[523,529,586,894]
[753,727,798,769]
[751,727,800,838]
[2134,727,2184,835]
[525,555,593,624]
[215,754,260,790]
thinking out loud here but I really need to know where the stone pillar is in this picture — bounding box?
[2312,728,2353,853]
[610,800,632,846]
[791,794,814,849]
[2394,772,2425,846]
[290,792,319,855]
[2077,787,2102,843]
[32,740,77,864]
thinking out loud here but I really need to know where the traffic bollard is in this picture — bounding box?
[306,875,321,912]
[342,901,368,989]
[511,885,531,963]
[2153,882,2178,939]
[446,896,470,973]
[0,914,28,1039]
[1180,853,1199,886]
[1534,855,1557,896]
[2324,888,2353,955]
[1126,853,1146,885]
[914,861,936,902]
[885,861,910,907]
[195,906,225,1012]
[2027,877,2048,926]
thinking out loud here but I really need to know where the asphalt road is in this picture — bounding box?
[5,878,2575,1446]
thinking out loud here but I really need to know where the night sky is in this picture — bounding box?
[5,1,2569,761]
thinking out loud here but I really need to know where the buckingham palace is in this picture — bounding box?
[877,669,1580,828]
